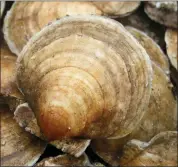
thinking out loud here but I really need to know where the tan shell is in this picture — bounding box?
[120,131,177,166]
[3,1,140,56]
[1,106,46,166]
[36,153,91,166]
[14,103,91,157]
[126,26,169,73]
[1,1,5,17]
[91,63,176,166]
[144,2,177,28]
[16,16,152,140]
[0,42,24,110]
[165,29,177,69]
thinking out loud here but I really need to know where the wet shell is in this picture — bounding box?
[3,1,140,56]
[0,42,24,110]
[144,2,177,28]
[16,16,152,140]
[91,62,176,166]
[126,26,169,73]
[36,153,91,166]
[14,103,90,157]
[120,131,177,166]
[165,29,177,69]
[0,106,46,166]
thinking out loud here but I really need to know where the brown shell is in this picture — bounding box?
[144,2,177,28]
[0,42,24,110]
[120,131,177,166]
[91,63,176,166]
[165,29,177,69]
[1,106,46,166]
[16,16,152,140]
[36,153,91,166]
[14,103,91,157]
[126,26,169,73]
[3,1,140,56]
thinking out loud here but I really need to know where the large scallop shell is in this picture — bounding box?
[91,62,176,166]
[120,131,177,166]
[126,26,169,73]
[0,106,46,166]
[165,29,177,70]
[144,2,177,28]
[16,16,152,140]
[3,1,140,56]
[0,42,24,110]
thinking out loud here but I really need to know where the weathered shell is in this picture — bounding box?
[120,131,177,166]
[3,1,140,56]
[0,42,24,110]
[1,1,5,17]
[1,106,46,166]
[14,103,90,157]
[126,26,169,73]
[117,8,166,49]
[165,29,177,69]
[16,16,152,140]
[144,2,177,28]
[36,153,91,166]
[91,62,176,166]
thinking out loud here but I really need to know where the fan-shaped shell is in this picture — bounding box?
[126,26,169,73]
[91,62,176,166]
[1,106,46,166]
[144,2,177,28]
[165,29,177,69]
[120,131,177,166]
[16,16,152,140]
[3,1,140,56]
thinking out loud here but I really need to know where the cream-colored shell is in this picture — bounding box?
[144,2,177,28]
[3,1,140,56]
[1,107,46,166]
[1,1,5,17]
[165,29,177,69]
[16,16,152,140]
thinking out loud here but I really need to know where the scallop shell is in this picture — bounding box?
[144,2,177,28]
[120,131,177,166]
[0,42,24,110]
[36,153,91,166]
[91,62,176,166]
[16,16,152,140]
[165,29,177,70]
[14,103,91,157]
[126,26,169,73]
[0,106,46,166]
[3,1,140,56]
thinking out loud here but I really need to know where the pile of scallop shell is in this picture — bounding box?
[1,1,177,166]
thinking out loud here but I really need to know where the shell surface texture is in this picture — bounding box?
[3,1,140,56]
[16,16,152,141]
